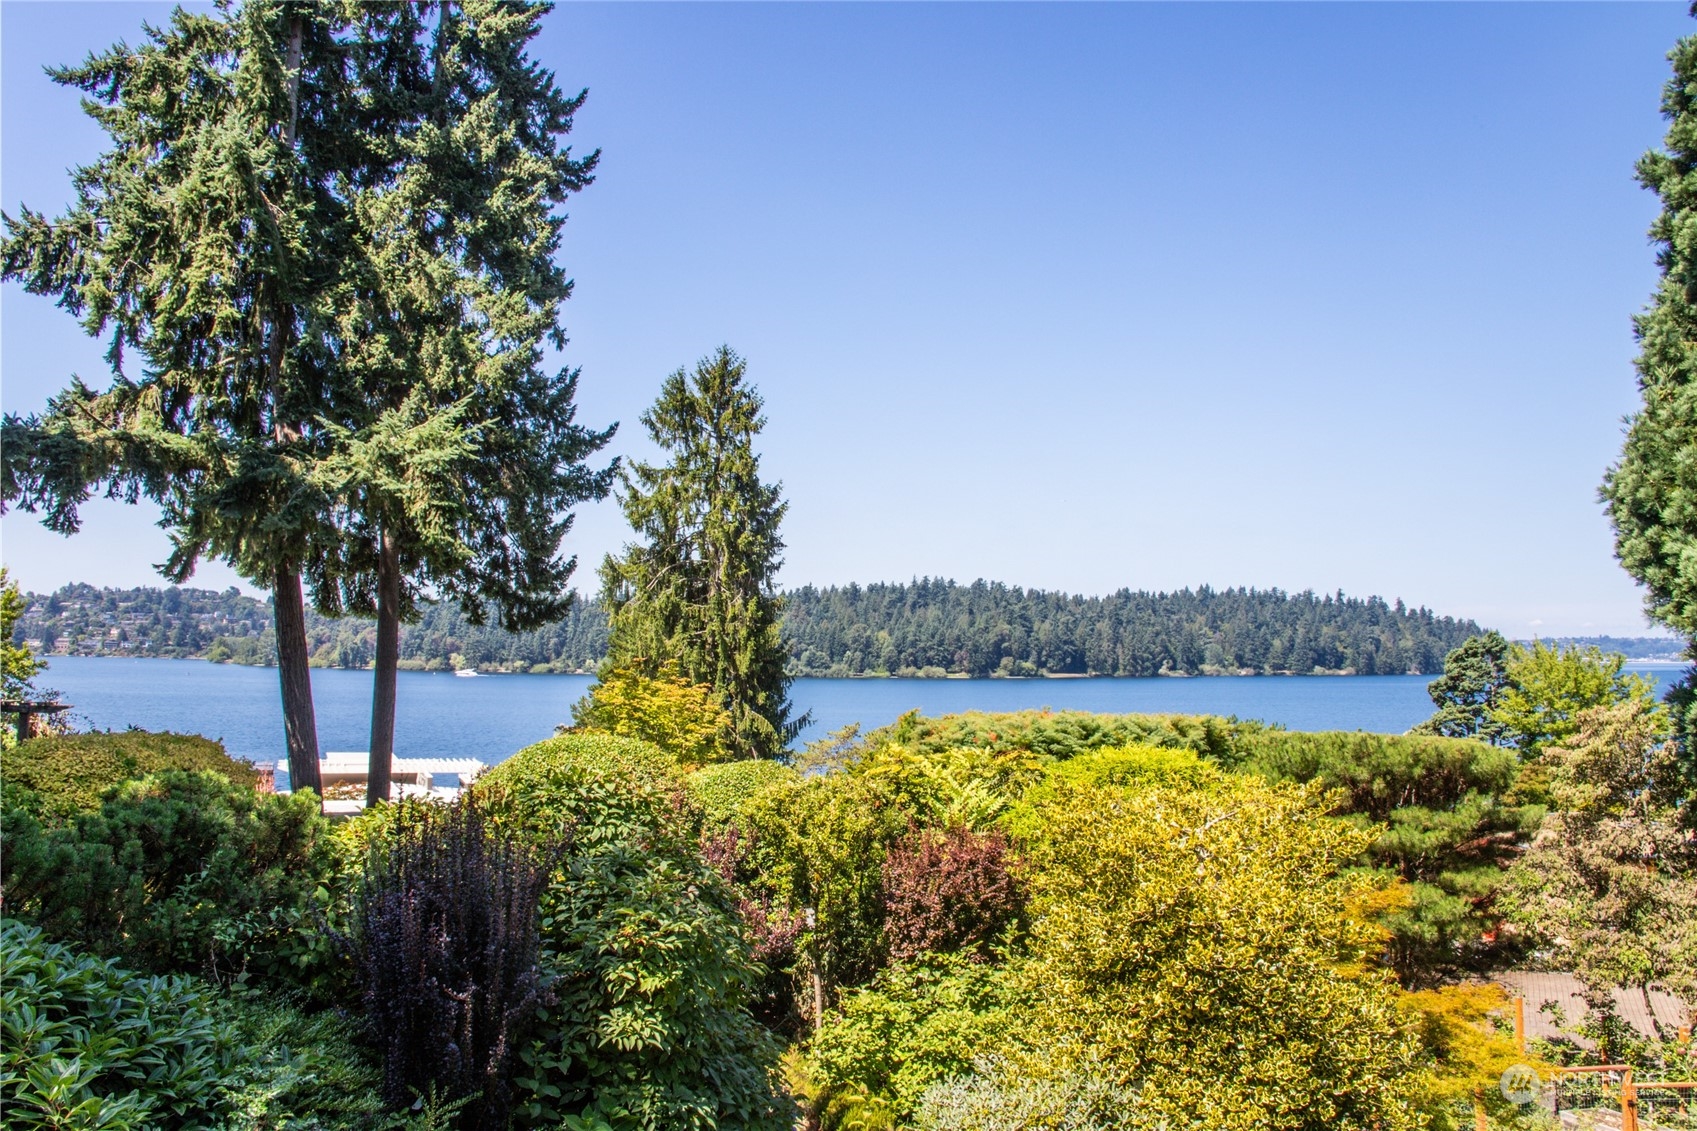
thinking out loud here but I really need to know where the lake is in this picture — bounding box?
[28,655,1686,789]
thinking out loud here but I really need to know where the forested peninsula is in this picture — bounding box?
[14,579,1505,677]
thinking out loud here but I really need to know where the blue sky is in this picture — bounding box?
[2,1,1690,636]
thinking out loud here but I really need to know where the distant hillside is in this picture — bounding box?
[783,580,1479,677]
[13,584,606,674]
[1517,635,1686,661]
[15,579,1483,677]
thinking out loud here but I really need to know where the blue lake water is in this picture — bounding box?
[29,656,1686,789]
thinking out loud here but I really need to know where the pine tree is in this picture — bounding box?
[311,1,615,804]
[600,347,802,759]
[0,2,354,795]
[1604,18,1697,746]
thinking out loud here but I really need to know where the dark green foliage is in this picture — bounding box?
[784,580,1478,677]
[868,708,1245,763]
[16,578,1487,678]
[1604,22,1697,647]
[354,795,554,1129]
[0,919,242,1130]
[0,771,340,984]
[1236,730,1540,984]
[15,584,271,661]
[1412,631,1514,744]
[600,347,800,759]
[1,730,256,818]
[475,735,791,1131]
[214,990,385,1129]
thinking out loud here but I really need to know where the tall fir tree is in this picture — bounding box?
[313,0,614,804]
[1604,14,1697,752]
[0,1,356,795]
[600,346,802,759]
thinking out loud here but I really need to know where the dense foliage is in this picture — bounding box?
[1502,700,1697,1006]
[10,583,608,671]
[0,919,243,1131]
[476,734,792,1130]
[785,579,1480,677]
[1,770,339,985]
[1236,730,1539,984]
[1605,19,1697,646]
[1,567,43,703]
[0,730,258,817]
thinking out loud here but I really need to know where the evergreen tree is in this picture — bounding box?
[1412,632,1514,744]
[600,347,801,759]
[1604,16,1697,749]
[310,1,614,804]
[0,2,354,795]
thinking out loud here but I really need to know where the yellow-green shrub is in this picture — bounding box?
[1,730,258,818]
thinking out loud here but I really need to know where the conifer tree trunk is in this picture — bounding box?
[367,527,401,807]
[270,17,322,801]
[274,567,322,796]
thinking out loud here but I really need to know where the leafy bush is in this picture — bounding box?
[866,709,1247,762]
[737,772,916,997]
[1,770,341,984]
[1236,730,1540,984]
[0,918,242,1130]
[476,734,791,1131]
[1013,776,1428,1130]
[686,758,797,837]
[882,825,1022,962]
[570,661,735,764]
[806,956,1017,1123]
[354,795,555,1129]
[1,730,258,818]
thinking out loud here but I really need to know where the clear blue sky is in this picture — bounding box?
[3,1,1690,636]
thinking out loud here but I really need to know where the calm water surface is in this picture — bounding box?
[32,656,1684,789]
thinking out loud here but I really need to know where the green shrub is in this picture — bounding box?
[807,956,1018,1123]
[737,772,917,996]
[866,709,1248,763]
[0,918,242,1130]
[687,759,798,837]
[0,730,258,819]
[1,770,342,985]
[1235,730,1540,984]
[212,988,395,1130]
[477,735,792,1131]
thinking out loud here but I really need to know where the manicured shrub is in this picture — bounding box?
[1,770,340,984]
[1,730,258,818]
[882,825,1022,963]
[867,708,1247,762]
[686,758,797,837]
[0,918,242,1130]
[354,794,554,1129]
[477,734,792,1131]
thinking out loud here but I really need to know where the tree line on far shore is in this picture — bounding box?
[14,577,1530,678]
